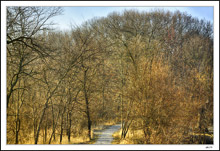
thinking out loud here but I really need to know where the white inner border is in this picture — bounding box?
[1,1,219,150]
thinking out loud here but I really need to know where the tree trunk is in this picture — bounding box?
[86,104,92,140]
[83,68,92,140]
[85,91,92,140]
[44,121,47,144]
[60,123,63,144]
[51,104,56,141]
[121,93,124,139]
[15,83,21,144]
[102,86,105,119]
[15,118,20,144]
[60,108,65,144]
[34,100,49,144]
[33,108,37,143]
[49,108,61,144]
[68,112,72,143]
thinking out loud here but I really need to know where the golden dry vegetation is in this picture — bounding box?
[6,7,213,144]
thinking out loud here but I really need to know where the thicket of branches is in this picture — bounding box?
[6,7,213,144]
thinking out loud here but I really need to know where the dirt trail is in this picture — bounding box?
[94,124,121,144]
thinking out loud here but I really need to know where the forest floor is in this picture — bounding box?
[93,124,121,144]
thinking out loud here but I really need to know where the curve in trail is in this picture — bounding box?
[94,124,121,144]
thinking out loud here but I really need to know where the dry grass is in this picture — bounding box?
[15,129,96,144]
[112,130,150,144]
[112,129,147,144]
[51,135,91,144]
[16,121,118,144]
[112,130,121,144]
[112,128,214,144]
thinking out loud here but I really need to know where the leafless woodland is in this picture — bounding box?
[6,7,213,144]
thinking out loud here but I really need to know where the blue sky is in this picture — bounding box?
[50,7,213,31]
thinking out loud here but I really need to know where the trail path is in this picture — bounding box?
[94,124,121,144]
